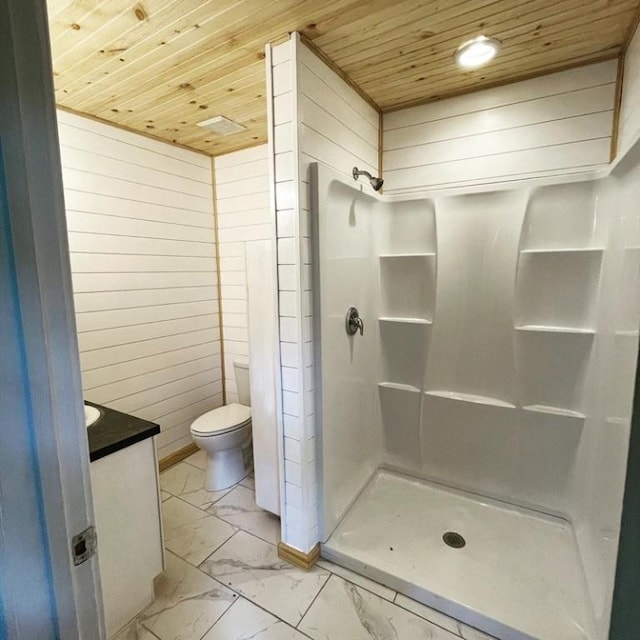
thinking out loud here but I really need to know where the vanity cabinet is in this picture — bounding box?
[86,403,163,638]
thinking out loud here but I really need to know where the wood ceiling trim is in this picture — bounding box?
[298,33,381,113]
[610,55,626,161]
[610,2,640,161]
[372,32,623,100]
[623,1,640,47]
[374,45,621,107]
[56,104,211,157]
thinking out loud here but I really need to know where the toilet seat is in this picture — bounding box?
[190,403,251,437]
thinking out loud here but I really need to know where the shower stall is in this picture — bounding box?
[311,148,640,640]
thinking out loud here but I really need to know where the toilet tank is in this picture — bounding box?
[233,360,251,406]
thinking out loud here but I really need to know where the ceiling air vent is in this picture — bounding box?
[196,115,246,136]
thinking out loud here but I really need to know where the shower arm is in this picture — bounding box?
[352,166,384,192]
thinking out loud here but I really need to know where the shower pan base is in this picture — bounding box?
[322,470,595,640]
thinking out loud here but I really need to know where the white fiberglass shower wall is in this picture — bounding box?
[267,29,640,640]
[313,154,640,640]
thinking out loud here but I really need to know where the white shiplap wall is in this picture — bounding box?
[58,110,222,460]
[383,60,617,193]
[269,33,379,552]
[619,25,640,158]
[213,145,271,402]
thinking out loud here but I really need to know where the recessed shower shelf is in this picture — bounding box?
[515,325,595,335]
[379,317,432,325]
[522,404,586,419]
[379,252,436,258]
[425,390,516,408]
[378,382,421,393]
[520,247,604,254]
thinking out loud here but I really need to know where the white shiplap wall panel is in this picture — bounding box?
[619,26,640,157]
[269,34,380,552]
[383,60,617,193]
[213,144,272,402]
[77,314,218,351]
[63,191,214,228]
[58,110,222,460]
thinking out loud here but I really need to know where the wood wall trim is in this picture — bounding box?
[382,53,620,114]
[623,3,640,49]
[611,54,626,162]
[298,33,381,114]
[158,443,199,472]
[56,105,212,157]
[277,541,321,570]
[211,160,227,406]
[378,110,384,192]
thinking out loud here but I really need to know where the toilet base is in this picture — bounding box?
[205,447,247,491]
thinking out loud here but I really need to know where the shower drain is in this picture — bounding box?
[442,531,466,549]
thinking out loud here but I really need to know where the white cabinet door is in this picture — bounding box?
[90,439,163,638]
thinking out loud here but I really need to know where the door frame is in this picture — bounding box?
[0,1,103,638]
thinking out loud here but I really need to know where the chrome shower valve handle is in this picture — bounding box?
[345,306,364,336]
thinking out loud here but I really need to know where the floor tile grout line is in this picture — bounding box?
[196,595,245,640]
[311,563,473,639]
[231,595,315,640]
[192,590,240,640]
[295,570,332,631]
[316,559,397,603]
[169,491,235,520]
[204,514,280,548]
[194,528,322,632]
[390,595,478,640]
[204,490,282,547]
[159,468,238,513]
[116,599,163,640]
[201,541,326,637]
[166,522,239,571]
[161,546,244,628]
[221,525,282,551]
[196,528,242,571]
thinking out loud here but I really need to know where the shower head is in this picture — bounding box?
[352,167,384,192]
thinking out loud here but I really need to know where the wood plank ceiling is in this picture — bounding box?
[48,0,640,157]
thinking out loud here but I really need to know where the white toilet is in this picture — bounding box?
[190,361,252,491]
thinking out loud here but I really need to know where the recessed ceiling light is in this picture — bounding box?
[454,35,501,69]
[196,115,245,136]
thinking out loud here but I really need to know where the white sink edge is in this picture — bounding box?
[84,403,101,428]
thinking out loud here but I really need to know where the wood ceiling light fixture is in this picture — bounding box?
[454,35,501,69]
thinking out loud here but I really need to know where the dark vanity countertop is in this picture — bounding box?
[86,400,160,462]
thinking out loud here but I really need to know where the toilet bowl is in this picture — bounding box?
[190,361,251,491]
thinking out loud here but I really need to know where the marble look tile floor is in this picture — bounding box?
[114,452,496,640]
